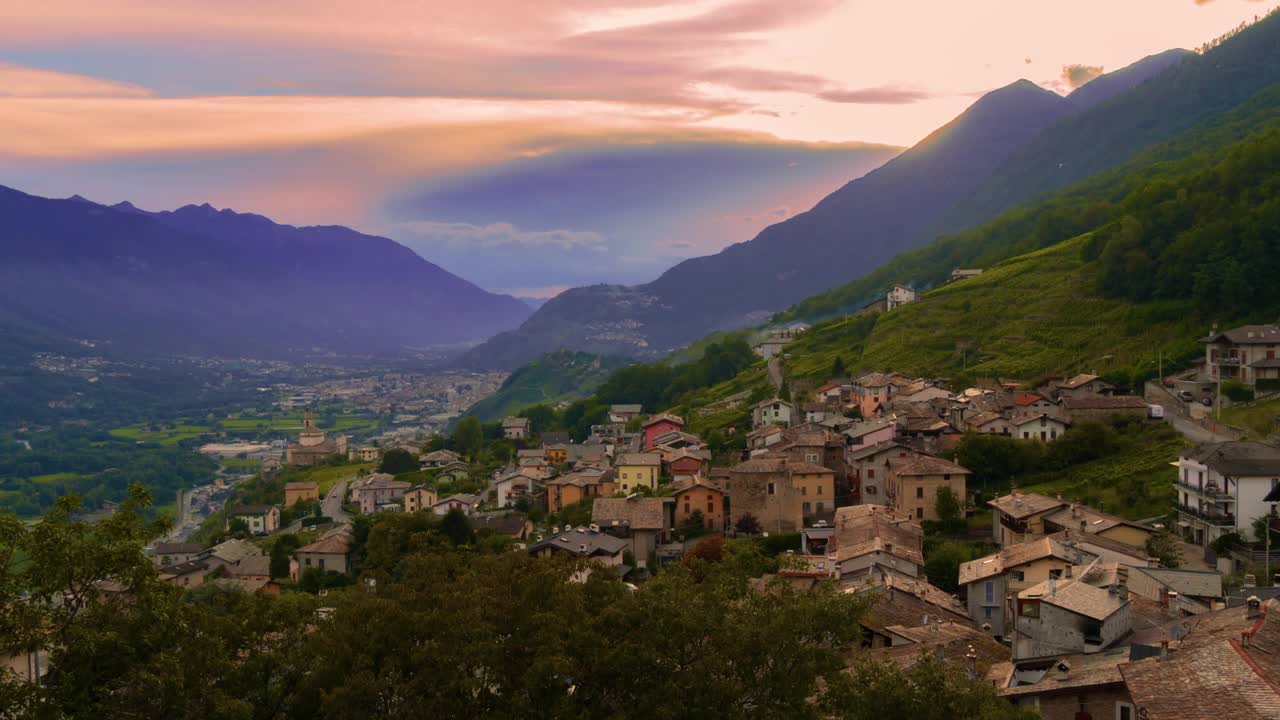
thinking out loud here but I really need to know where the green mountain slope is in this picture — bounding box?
[464,351,630,423]
[782,78,1280,325]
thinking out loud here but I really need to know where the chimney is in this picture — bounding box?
[1064,565,1073,579]
[922,614,930,627]
[1247,595,1262,619]
[1160,640,1169,658]
[964,646,978,679]
[1080,520,1087,532]
[1071,503,1079,518]
[933,617,941,633]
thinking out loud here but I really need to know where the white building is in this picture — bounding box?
[1176,441,1280,549]
[886,285,918,311]
[752,398,794,429]
[1011,414,1070,442]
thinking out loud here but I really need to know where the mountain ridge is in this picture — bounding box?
[0,186,531,358]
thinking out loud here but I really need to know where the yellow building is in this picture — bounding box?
[403,486,438,513]
[889,456,970,522]
[284,481,319,506]
[614,452,661,492]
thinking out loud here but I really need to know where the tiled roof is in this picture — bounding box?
[1202,324,1280,345]
[209,538,264,565]
[1013,392,1047,406]
[151,542,206,555]
[988,491,1066,520]
[958,538,1083,586]
[502,417,530,428]
[1057,373,1102,389]
[528,527,628,557]
[1121,632,1280,719]
[995,648,1130,698]
[1181,441,1280,477]
[297,531,351,555]
[670,476,724,496]
[230,504,276,516]
[284,481,318,490]
[1018,578,1127,621]
[643,413,684,427]
[1043,504,1151,537]
[892,455,970,476]
[832,505,923,566]
[1062,395,1148,410]
[967,411,1006,427]
[729,457,833,475]
[616,452,661,467]
[592,497,667,531]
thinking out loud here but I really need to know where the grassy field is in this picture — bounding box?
[219,458,262,471]
[1220,397,1280,440]
[297,462,373,495]
[1017,425,1187,521]
[109,423,212,445]
[31,472,86,485]
[855,236,1207,382]
[217,414,377,434]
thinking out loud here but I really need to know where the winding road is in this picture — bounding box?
[322,479,352,523]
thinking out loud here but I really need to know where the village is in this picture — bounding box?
[106,320,1280,719]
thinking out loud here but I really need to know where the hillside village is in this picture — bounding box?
[73,321,1279,718]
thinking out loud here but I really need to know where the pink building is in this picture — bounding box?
[642,413,684,450]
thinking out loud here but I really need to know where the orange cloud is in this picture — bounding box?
[0,63,151,98]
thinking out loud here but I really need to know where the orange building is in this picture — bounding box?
[546,470,616,513]
[284,481,319,507]
[672,476,726,532]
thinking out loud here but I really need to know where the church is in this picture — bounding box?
[285,410,347,467]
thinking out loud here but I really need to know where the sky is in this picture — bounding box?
[1,0,1274,296]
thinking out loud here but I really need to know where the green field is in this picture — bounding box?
[1220,397,1280,440]
[31,472,86,485]
[1016,425,1186,521]
[219,458,262,471]
[109,424,212,445]
[217,414,378,434]
[298,463,374,495]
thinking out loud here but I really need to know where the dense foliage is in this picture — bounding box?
[0,488,1032,720]
[0,427,216,517]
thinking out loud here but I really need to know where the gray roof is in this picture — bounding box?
[528,527,628,557]
[1181,441,1280,477]
[1202,324,1280,345]
[1130,567,1224,599]
[1020,578,1127,621]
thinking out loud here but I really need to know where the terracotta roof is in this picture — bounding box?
[988,491,1066,520]
[284,481,318,490]
[1013,392,1048,406]
[995,648,1130,698]
[847,440,914,462]
[892,455,970,476]
[230,504,276,516]
[832,505,923,566]
[967,411,1006,427]
[592,497,667,531]
[1019,577,1127,621]
[502,417,530,428]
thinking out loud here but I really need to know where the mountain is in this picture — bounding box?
[463,350,631,423]
[0,186,530,357]
[460,51,1188,370]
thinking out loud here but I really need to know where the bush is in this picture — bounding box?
[1222,380,1255,403]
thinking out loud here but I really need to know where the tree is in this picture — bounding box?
[823,654,1039,720]
[378,448,418,475]
[440,508,474,546]
[1146,527,1184,568]
[779,380,792,402]
[933,487,964,534]
[680,509,708,539]
[451,416,484,458]
[924,541,980,593]
[831,355,847,379]
[1211,531,1244,557]
[735,512,763,535]
[270,534,303,579]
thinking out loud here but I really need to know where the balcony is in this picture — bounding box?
[1215,357,1242,367]
[1174,479,1234,502]
[1176,503,1236,528]
[999,515,1030,535]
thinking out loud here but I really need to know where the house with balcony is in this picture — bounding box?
[1175,441,1280,550]
[1201,324,1280,387]
[990,492,1068,546]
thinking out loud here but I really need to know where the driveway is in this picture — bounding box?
[1164,411,1236,444]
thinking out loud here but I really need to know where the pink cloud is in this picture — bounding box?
[0,63,151,98]
[817,86,933,104]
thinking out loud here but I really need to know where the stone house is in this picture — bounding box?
[887,455,970,522]
[501,416,530,440]
[752,398,794,429]
[848,441,920,506]
[1013,576,1131,660]
[591,496,673,567]
[958,537,1093,639]
[727,457,835,534]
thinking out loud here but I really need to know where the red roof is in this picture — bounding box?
[816,382,841,393]
[1013,393,1044,406]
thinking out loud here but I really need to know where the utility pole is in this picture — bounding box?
[1158,350,1163,386]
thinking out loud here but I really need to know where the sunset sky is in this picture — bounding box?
[1,0,1273,295]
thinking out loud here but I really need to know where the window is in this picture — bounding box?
[1019,599,1040,618]
[984,581,994,604]
[944,474,951,481]
[318,559,326,570]
[1011,570,1025,582]
[1116,702,1134,720]
[984,607,993,619]
[767,482,775,495]
[816,502,824,512]
[1049,569,1062,580]
[916,487,924,499]
[684,502,690,514]
[803,502,812,515]
[801,485,808,495]
[916,508,924,519]
[816,484,823,495]
[868,469,875,478]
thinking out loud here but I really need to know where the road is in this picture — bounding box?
[1163,412,1236,444]
[767,357,784,390]
[323,479,351,524]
